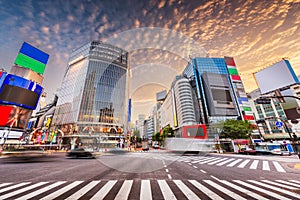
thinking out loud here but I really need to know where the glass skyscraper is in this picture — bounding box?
[52,41,128,135]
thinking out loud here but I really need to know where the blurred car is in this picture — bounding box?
[238,147,256,155]
[153,141,160,149]
[270,148,292,156]
[66,148,96,158]
[142,146,149,151]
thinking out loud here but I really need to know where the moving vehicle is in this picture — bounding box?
[270,148,292,156]
[238,147,256,155]
[66,148,96,158]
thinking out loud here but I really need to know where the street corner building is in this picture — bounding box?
[51,41,129,136]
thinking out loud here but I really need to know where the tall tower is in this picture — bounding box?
[52,41,128,135]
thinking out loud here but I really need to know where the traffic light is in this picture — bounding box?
[255,97,271,104]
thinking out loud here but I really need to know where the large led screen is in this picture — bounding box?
[0,85,40,109]
[10,65,44,85]
[15,53,46,74]
[19,42,49,65]
[254,60,299,94]
[1,74,43,95]
[0,105,32,129]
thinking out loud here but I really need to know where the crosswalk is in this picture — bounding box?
[1,179,300,200]
[125,153,288,173]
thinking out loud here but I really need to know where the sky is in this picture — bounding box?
[0,0,300,121]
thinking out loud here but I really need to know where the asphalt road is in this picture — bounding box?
[0,150,300,199]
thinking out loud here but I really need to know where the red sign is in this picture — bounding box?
[0,105,32,129]
[182,124,207,139]
[231,75,241,81]
[243,115,255,120]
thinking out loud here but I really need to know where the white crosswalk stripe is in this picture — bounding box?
[273,161,286,173]
[1,179,300,200]
[249,159,259,169]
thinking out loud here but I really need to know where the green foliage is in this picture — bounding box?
[219,119,254,139]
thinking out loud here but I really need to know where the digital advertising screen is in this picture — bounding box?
[254,60,299,94]
[19,42,49,65]
[0,105,32,129]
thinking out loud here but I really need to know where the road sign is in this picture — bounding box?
[275,121,283,128]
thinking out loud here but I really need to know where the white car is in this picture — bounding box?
[270,148,291,156]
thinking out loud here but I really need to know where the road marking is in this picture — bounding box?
[173,180,200,200]
[261,180,297,190]
[290,180,300,184]
[0,183,13,188]
[0,182,31,193]
[158,180,177,200]
[90,180,117,200]
[272,161,286,173]
[204,180,246,200]
[115,180,133,200]
[218,180,268,200]
[188,163,192,165]
[140,180,152,200]
[275,180,300,188]
[41,181,83,200]
[199,157,221,164]
[248,180,300,199]
[0,182,48,200]
[191,157,214,164]
[262,161,270,171]
[216,158,235,166]
[237,159,250,168]
[233,180,291,200]
[65,181,100,200]
[193,166,198,168]
[14,181,66,200]
[207,157,228,165]
[227,158,243,167]
[168,174,172,179]
[249,160,259,169]
[200,170,207,174]
[166,169,169,173]
[189,180,223,200]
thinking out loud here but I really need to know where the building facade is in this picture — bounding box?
[52,41,128,135]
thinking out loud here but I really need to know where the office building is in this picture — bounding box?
[52,41,128,135]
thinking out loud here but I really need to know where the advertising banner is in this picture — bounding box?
[10,65,44,85]
[0,105,32,129]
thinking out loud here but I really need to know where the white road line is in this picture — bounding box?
[191,157,213,164]
[216,158,235,166]
[157,180,177,200]
[227,159,243,167]
[140,180,152,200]
[14,181,66,200]
[188,180,223,200]
[237,159,250,168]
[0,182,48,200]
[200,170,207,174]
[41,181,83,200]
[166,169,169,173]
[260,180,297,190]
[199,157,221,164]
[272,161,286,173]
[115,180,133,200]
[249,160,259,169]
[275,180,300,188]
[193,166,198,169]
[65,181,100,200]
[233,180,291,200]
[218,180,268,200]
[168,174,172,179]
[262,161,270,171]
[248,180,300,199]
[207,158,228,165]
[0,183,13,188]
[290,180,300,184]
[173,180,200,200]
[0,182,31,193]
[204,180,246,200]
[90,180,117,200]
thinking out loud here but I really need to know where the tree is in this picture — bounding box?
[219,119,254,139]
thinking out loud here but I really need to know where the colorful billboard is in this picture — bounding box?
[0,105,32,129]
[14,42,49,75]
[0,74,43,109]
[254,59,299,94]
[10,65,44,85]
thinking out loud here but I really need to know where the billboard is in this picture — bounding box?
[254,59,299,94]
[280,89,300,120]
[14,42,49,75]
[0,71,7,88]
[156,90,167,101]
[0,105,32,129]
[10,65,44,85]
[0,74,43,109]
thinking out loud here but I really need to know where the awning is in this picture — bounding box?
[262,133,300,140]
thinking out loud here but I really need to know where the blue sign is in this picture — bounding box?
[275,121,283,128]
[19,42,49,64]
